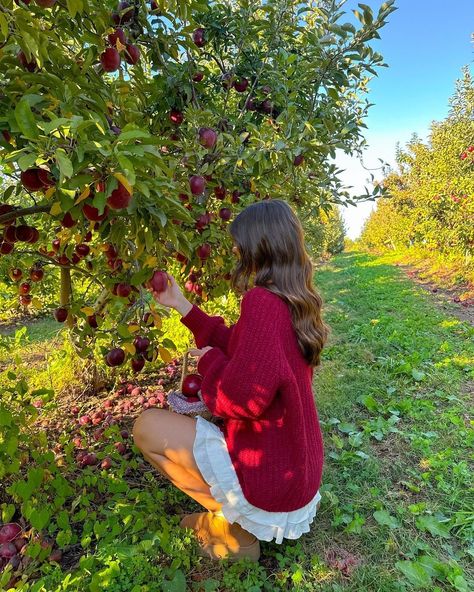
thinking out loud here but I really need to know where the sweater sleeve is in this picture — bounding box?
[179,303,235,354]
[196,289,283,420]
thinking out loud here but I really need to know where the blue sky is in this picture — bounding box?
[334,0,474,238]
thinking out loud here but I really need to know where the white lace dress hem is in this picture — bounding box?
[193,415,321,544]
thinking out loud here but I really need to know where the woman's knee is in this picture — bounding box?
[132,408,165,450]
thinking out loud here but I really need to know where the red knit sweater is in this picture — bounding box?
[179,285,324,512]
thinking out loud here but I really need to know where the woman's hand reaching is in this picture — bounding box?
[188,346,214,361]
[147,272,192,316]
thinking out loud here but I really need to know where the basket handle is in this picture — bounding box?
[179,350,193,391]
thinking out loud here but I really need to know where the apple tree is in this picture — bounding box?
[360,67,474,257]
[0,0,396,371]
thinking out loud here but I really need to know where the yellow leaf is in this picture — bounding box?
[49,202,62,216]
[145,256,158,268]
[215,256,224,267]
[250,178,256,193]
[153,315,162,330]
[117,39,127,52]
[45,186,56,199]
[159,346,172,364]
[127,324,140,333]
[81,306,95,316]
[74,233,82,244]
[113,172,133,195]
[75,185,90,205]
[31,297,42,310]
[123,343,136,356]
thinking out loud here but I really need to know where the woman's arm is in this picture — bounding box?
[194,289,283,420]
[178,298,235,355]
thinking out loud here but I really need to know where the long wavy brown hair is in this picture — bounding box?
[229,199,330,367]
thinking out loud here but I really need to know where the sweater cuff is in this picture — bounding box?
[197,347,227,376]
[179,303,210,334]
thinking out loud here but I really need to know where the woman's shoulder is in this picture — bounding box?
[242,285,287,310]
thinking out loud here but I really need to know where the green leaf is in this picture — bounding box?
[162,570,187,592]
[66,0,84,17]
[338,422,358,434]
[411,369,426,381]
[118,129,152,141]
[30,507,51,530]
[395,560,432,588]
[55,148,74,180]
[18,153,38,171]
[15,99,39,140]
[373,510,400,528]
[415,515,451,538]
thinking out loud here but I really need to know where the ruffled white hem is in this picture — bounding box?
[193,415,321,544]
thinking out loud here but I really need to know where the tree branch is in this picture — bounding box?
[0,204,50,225]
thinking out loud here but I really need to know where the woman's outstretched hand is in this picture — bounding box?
[148,273,188,312]
[188,346,214,361]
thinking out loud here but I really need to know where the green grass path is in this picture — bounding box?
[306,250,473,591]
[3,250,473,592]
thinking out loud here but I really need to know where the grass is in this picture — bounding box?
[1,250,472,591]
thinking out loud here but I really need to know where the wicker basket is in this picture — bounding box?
[167,350,218,423]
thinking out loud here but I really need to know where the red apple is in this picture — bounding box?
[37,169,55,188]
[101,457,112,469]
[107,181,131,209]
[192,27,206,47]
[195,212,211,230]
[19,282,31,295]
[169,110,184,125]
[9,268,22,282]
[75,244,90,257]
[189,175,206,195]
[26,227,39,243]
[182,373,202,397]
[192,71,204,82]
[19,294,32,306]
[108,28,126,46]
[52,239,61,252]
[147,270,168,292]
[116,1,133,23]
[100,48,121,72]
[30,268,44,282]
[196,243,211,259]
[61,212,76,228]
[231,190,241,204]
[198,127,218,149]
[116,282,132,298]
[35,0,56,6]
[3,226,17,243]
[219,207,232,221]
[83,203,109,221]
[131,357,145,372]
[293,154,304,166]
[124,44,140,65]
[17,50,36,72]
[87,314,98,329]
[176,252,188,263]
[133,337,150,354]
[0,242,14,254]
[54,307,68,322]
[0,543,16,559]
[20,169,43,192]
[0,524,21,544]
[81,453,98,466]
[106,347,125,367]
[78,415,91,425]
[214,186,226,200]
[233,77,249,92]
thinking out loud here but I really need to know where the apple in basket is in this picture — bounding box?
[182,373,202,403]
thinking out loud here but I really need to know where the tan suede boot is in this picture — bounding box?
[179,511,260,562]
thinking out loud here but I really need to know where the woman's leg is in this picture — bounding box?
[132,408,258,550]
[132,408,222,512]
